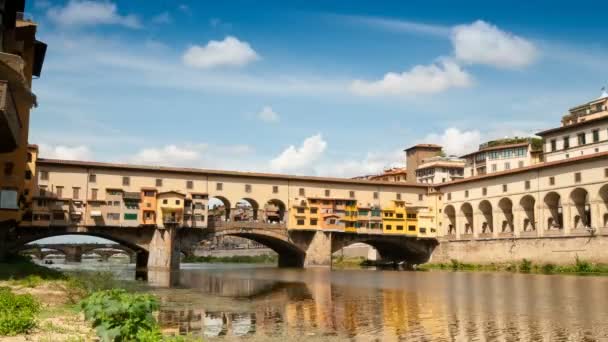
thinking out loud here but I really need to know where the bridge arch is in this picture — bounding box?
[331,235,436,265]
[478,200,493,233]
[570,187,590,229]
[211,229,305,267]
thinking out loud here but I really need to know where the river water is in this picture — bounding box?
[142,264,608,341]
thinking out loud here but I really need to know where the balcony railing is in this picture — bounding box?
[208,220,286,231]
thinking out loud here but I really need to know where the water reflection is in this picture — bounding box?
[151,267,608,341]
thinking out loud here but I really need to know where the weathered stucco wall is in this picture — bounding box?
[431,235,608,265]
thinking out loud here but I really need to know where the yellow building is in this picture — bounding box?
[343,201,358,233]
[156,191,185,227]
[381,200,419,236]
[0,4,47,231]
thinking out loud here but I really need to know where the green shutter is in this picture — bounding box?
[124,213,138,220]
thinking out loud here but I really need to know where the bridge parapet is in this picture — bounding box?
[208,221,287,232]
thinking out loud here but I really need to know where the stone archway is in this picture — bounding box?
[444,205,456,236]
[264,199,286,223]
[234,198,260,221]
[498,198,514,233]
[460,203,474,234]
[519,195,536,231]
[208,196,231,222]
[600,184,608,228]
[478,200,493,234]
[570,188,590,229]
[544,192,562,230]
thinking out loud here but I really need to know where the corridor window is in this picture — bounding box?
[273,186,279,194]
[418,194,423,201]
[525,180,531,190]
[593,130,600,143]
[464,190,469,198]
[89,174,96,183]
[299,188,305,196]
[156,179,162,186]
[577,133,586,146]
[447,193,451,200]
[549,177,555,186]
[502,184,508,192]
[187,180,193,189]
[72,187,80,199]
[122,177,130,186]
[349,191,355,198]
[574,172,581,183]
[325,189,330,197]
[373,192,378,199]
[482,187,487,196]
[216,183,223,191]
[40,171,48,181]
[396,193,401,200]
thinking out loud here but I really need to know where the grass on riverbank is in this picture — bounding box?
[419,257,608,275]
[0,255,198,341]
[183,254,277,264]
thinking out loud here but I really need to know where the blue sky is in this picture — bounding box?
[28,0,608,178]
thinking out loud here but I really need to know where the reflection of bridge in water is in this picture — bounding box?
[18,243,136,263]
[155,268,608,340]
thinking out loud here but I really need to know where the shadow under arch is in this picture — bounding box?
[332,236,435,265]
[213,230,305,268]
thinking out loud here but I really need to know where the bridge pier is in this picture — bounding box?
[302,231,333,268]
[64,246,83,263]
[147,227,180,271]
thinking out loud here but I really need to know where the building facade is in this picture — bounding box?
[415,156,465,184]
[462,138,542,178]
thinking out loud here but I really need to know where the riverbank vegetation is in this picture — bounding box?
[419,257,608,275]
[183,254,277,264]
[0,254,197,341]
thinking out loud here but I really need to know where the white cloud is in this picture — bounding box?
[350,59,472,96]
[151,12,172,25]
[47,0,141,29]
[421,128,481,156]
[132,144,203,166]
[183,36,259,69]
[178,4,189,13]
[270,134,327,173]
[314,150,404,178]
[451,20,538,68]
[258,106,279,123]
[335,14,450,37]
[39,144,93,160]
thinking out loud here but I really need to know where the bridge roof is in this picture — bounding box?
[37,158,430,188]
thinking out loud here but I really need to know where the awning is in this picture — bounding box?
[90,210,102,217]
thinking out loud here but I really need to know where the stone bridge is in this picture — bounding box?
[8,224,438,271]
[18,243,136,262]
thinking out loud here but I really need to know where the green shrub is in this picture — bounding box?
[0,287,40,335]
[575,256,593,273]
[519,259,532,273]
[541,263,555,274]
[450,259,461,270]
[80,289,160,342]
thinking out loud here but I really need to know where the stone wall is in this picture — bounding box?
[431,235,608,265]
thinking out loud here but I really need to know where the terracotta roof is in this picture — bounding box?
[437,150,608,187]
[460,142,529,158]
[536,115,608,136]
[36,158,428,188]
[404,143,442,151]
[417,162,465,170]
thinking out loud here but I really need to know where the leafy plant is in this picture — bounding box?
[80,289,160,341]
[0,287,40,335]
[575,256,593,273]
[519,259,532,273]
